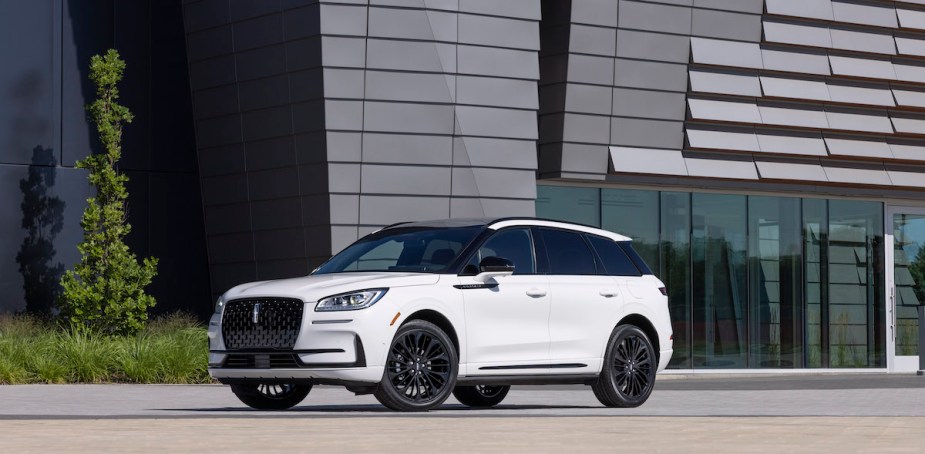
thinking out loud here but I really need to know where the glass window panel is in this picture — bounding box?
[803,198,827,368]
[601,188,659,271]
[619,242,654,275]
[536,184,888,370]
[536,186,600,227]
[748,196,803,368]
[893,214,925,356]
[587,236,641,276]
[828,200,884,368]
[661,192,691,369]
[473,228,536,275]
[541,229,598,275]
[692,193,748,368]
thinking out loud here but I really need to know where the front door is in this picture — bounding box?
[886,206,925,372]
[458,228,551,370]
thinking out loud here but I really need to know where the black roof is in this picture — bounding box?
[380,217,601,231]
[381,218,495,229]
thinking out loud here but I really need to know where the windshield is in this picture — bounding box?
[313,226,484,274]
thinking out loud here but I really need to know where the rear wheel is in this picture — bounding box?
[375,320,458,412]
[231,383,312,410]
[591,324,656,408]
[453,385,510,408]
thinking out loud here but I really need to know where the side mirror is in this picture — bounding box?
[475,256,515,282]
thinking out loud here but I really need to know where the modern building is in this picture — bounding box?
[0,0,921,372]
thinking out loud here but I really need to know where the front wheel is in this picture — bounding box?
[453,385,510,408]
[591,324,656,408]
[230,383,311,410]
[375,320,458,412]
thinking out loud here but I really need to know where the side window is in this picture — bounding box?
[466,228,536,275]
[540,229,598,275]
[421,239,463,271]
[587,235,641,276]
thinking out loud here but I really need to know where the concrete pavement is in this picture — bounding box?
[0,374,923,452]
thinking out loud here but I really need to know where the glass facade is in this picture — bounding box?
[537,185,886,369]
[893,214,925,356]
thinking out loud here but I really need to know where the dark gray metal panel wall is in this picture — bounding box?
[318,0,541,252]
[185,0,541,296]
[541,0,925,197]
[538,0,764,180]
[0,0,210,316]
[183,0,332,296]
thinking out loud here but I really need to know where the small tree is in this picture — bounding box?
[59,49,158,335]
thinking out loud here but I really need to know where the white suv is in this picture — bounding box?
[208,218,673,411]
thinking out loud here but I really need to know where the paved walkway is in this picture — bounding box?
[0,374,923,452]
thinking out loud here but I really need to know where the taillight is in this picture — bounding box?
[658,287,667,296]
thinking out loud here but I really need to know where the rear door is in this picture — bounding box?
[541,229,634,366]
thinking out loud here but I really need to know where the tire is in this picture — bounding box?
[375,319,458,412]
[591,324,656,408]
[230,383,312,410]
[453,385,510,408]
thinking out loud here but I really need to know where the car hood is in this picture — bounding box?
[222,272,441,303]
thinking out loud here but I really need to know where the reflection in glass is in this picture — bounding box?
[536,185,887,369]
[803,199,827,368]
[893,214,924,356]
[748,196,802,368]
[692,194,747,368]
[828,201,884,368]
[661,192,691,368]
[536,186,600,227]
[602,189,659,270]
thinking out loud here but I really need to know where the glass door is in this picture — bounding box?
[886,206,925,372]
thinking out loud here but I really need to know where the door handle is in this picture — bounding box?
[890,286,896,341]
[599,289,619,298]
[526,288,547,298]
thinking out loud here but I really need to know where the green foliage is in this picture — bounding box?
[0,313,210,384]
[59,49,158,335]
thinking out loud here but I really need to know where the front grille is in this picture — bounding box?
[221,298,304,350]
[223,353,301,368]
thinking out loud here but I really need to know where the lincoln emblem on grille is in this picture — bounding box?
[252,303,261,324]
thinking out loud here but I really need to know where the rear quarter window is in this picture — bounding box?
[587,235,641,276]
[618,242,653,275]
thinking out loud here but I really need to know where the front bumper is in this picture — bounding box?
[209,366,386,385]
[208,299,397,385]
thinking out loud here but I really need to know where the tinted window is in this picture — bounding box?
[588,236,641,276]
[541,229,598,275]
[618,242,653,275]
[467,228,536,275]
[314,226,482,274]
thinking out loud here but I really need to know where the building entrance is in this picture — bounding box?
[887,207,925,372]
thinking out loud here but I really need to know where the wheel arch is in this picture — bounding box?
[401,309,460,357]
[616,313,660,364]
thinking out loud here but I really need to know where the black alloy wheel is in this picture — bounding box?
[591,324,656,408]
[453,384,510,408]
[230,383,312,410]
[374,319,458,411]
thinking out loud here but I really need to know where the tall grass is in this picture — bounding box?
[0,313,210,384]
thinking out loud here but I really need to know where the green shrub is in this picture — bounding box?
[25,335,68,383]
[117,334,161,383]
[55,330,118,383]
[156,326,209,384]
[0,313,208,384]
[59,49,158,335]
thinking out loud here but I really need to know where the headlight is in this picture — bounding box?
[214,297,224,313]
[315,289,388,312]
